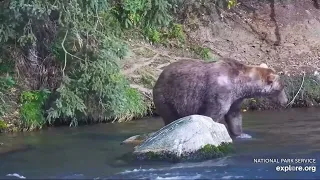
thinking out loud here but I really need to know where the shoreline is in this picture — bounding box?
[1,72,319,134]
[1,106,319,134]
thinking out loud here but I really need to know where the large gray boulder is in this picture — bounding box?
[132,115,233,162]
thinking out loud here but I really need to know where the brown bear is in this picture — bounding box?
[152,58,288,138]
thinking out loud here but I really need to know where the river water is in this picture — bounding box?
[0,107,320,179]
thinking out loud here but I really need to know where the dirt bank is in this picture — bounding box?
[184,0,320,74]
[121,0,320,112]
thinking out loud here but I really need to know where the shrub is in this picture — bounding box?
[0,0,238,129]
[0,76,15,117]
[20,89,50,130]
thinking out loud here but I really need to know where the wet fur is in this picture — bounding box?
[152,58,287,137]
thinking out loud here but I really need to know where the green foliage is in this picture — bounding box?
[0,0,152,127]
[0,119,7,132]
[198,143,234,158]
[198,47,211,60]
[141,74,155,89]
[0,76,15,89]
[0,76,16,117]
[0,0,237,130]
[0,47,16,119]
[20,89,51,130]
[114,0,186,44]
[191,45,216,61]
[146,27,162,43]
[47,35,147,125]
[113,0,150,28]
[145,23,186,45]
[111,84,147,121]
[227,0,238,9]
[46,77,87,126]
[168,23,185,42]
[0,55,15,75]
[282,74,320,107]
[114,0,175,29]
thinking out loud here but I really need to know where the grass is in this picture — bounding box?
[141,73,156,89]
[189,45,217,62]
[0,119,7,132]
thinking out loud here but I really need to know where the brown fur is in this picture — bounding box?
[152,58,288,137]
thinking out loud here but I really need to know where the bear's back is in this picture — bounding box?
[153,60,215,93]
[154,58,245,87]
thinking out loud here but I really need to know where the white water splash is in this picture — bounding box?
[221,175,244,179]
[120,168,157,174]
[154,174,202,180]
[118,156,230,176]
[168,156,230,170]
[236,133,252,139]
[6,173,26,179]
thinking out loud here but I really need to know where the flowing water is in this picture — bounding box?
[0,107,320,179]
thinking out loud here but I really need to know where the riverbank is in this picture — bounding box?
[1,0,320,133]
[1,71,320,133]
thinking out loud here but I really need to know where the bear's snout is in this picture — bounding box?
[272,89,288,106]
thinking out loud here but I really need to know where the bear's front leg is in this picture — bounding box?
[225,99,251,139]
[225,108,242,137]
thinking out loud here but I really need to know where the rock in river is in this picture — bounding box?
[122,132,155,146]
[132,115,234,162]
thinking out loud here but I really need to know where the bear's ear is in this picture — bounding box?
[266,73,276,84]
[259,63,268,68]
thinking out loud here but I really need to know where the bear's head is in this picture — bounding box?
[250,63,288,106]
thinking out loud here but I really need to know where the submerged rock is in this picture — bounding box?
[132,115,233,162]
[121,132,155,146]
[0,142,31,155]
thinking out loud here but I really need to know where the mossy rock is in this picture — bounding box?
[132,142,234,163]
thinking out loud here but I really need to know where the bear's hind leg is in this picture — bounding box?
[202,97,232,123]
[155,103,179,126]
